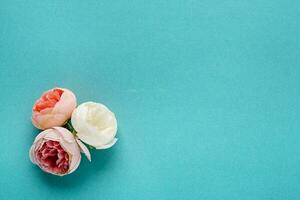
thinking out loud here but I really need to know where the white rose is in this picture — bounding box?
[71,102,118,149]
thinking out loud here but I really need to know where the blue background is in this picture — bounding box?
[0,1,300,199]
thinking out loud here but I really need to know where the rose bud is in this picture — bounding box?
[32,88,77,130]
[71,102,118,149]
[29,127,90,176]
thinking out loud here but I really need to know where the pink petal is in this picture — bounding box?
[76,138,91,161]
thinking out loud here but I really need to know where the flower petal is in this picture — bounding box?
[29,144,36,163]
[95,138,118,150]
[71,102,118,148]
[76,138,91,161]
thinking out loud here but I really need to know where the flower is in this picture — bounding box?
[29,127,90,176]
[71,102,118,149]
[32,88,77,130]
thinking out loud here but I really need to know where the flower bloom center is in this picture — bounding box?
[33,89,64,112]
[36,140,69,174]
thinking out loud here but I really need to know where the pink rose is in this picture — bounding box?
[32,88,77,130]
[29,127,90,176]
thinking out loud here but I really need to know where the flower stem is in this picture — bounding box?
[63,119,77,135]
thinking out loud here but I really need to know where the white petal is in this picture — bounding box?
[71,102,118,148]
[95,138,118,149]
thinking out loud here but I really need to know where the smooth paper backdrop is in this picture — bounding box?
[0,1,299,199]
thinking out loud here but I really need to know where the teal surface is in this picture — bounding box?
[0,1,300,199]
